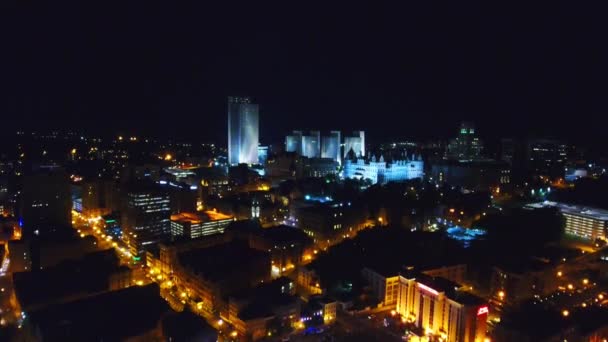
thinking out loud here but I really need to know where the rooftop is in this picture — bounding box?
[178,239,269,282]
[171,210,232,224]
[527,201,608,221]
[29,284,170,341]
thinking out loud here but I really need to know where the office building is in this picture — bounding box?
[352,130,365,157]
[302,158,339,178]
[343,134,364,159]
[361,267,400,307]
[343,154,424,185]
[170,211,233,239]
[81,179,119,217]
[286,130,344,163]
[20,167,71,238]
[121,183,171,261]
[285,131,303,155]
[446,122,483,161]
[321,131,341,163]
[302,131,321,158]
[396,273,488,342]
[294,201,367,248]
[527,201,608,241]
[257,145,268,165]
[430,160,511,191]
[173,240,271,313]
[159,180,198,214]
[228,96,259,165]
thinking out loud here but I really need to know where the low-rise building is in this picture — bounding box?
[170,210,233,239]
[172,240,271,313]
[294,200,367,248]
[228,277,300,341]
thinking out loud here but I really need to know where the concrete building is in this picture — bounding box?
[321,131,341,164]
[20,167,71,238]
[430,160,511,191]
[396,273,488,342]
[302,131,321,158]
[343,154,424,185]
[121,183,171,261]
[362,264,468,309]
[294,201,367,248]
[228,96,259,165]
[527,201,608,241]
[361,267,400,307]
[170,210,233,239]
[446,122,483,161]
[173,240,271,313]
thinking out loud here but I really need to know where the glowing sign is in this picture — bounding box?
[418,283,439,295]
[477,306,489,315]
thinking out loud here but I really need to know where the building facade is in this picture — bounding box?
[396,274,488,342]
[170,211,233,239]
[121,185,171,260]
[446,122,483,161]
[20,167,71,238]
[343,155,424,185]
[228,96,259,165]
[321,131,341,164]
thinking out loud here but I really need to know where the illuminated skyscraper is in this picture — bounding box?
[321,131,341,164]
[286,130,303,155]
[302,131,321,158]
[343,136,363,159]
[353,131,365,157]
[446,122,483,161]
[227,97,259,165]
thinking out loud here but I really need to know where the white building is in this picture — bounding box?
[227,97,259,165]
[343,154,424,184]
[526,201,608,241]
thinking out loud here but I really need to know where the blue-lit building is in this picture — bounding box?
[343,132,365,159]
[285,130,303,155]
[302,131,321,158]
[227,97,259,165]
[258,145,268,165]
[343,154,424,185]
[321,131,341,164]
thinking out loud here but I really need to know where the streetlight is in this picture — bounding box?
[562,309,569,317]
[498,291,505,300]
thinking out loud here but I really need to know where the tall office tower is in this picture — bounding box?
[285,130,303,155]
[121,183,170,260]
[20,167,71,238]
[353,131,365,157]
[446,122,483,161]
[343,136,363,159]
[227,96,259,165]
[302,131,321,158]
[321,131,341,163]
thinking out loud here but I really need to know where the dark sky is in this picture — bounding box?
[1,2,607,146]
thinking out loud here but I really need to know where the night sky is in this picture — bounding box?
[1,2,607,146]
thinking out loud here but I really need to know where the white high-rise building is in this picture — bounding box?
[227,97,259,165]
[321,131,341,164]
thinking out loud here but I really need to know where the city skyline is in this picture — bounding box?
[2,3,608,341]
